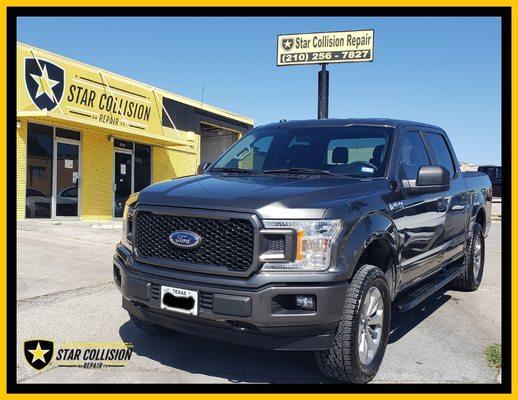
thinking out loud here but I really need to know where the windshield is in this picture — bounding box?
[211,125,394,178]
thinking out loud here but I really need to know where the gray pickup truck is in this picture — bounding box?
[113,118,492,383]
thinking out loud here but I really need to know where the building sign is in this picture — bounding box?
[277,29,374,66]
[17,44,163,135]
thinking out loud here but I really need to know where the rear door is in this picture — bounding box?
[422,130,467,263]
[398,130,448,288]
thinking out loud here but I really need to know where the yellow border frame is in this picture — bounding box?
[2,3,513,397]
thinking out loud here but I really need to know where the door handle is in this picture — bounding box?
[450,193,467,211]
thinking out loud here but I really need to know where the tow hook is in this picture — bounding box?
[229,321,258,332]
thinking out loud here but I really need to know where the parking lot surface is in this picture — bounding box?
[16,219,501,384]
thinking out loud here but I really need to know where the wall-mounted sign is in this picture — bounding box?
[17,44,163,135]
[277,29,374,66]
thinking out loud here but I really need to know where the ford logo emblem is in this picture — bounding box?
[168,230,202,249]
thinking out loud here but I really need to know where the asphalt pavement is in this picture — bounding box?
[16,218,502,384]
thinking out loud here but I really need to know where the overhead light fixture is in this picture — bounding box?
[108,135,114,143]
[16,120,21,129]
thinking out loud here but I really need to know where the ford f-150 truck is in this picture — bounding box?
[113,119,492,383]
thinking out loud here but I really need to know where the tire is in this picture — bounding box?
[450,222,484,291]
[129,313,168,335]
[315,264,391,383]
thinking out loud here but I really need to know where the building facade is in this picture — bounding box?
[17,42,253,220]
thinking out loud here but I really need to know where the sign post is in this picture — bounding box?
[318,64,329,119]
[277,29,374,119]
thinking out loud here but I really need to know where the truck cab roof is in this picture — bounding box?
[259,118,443,131]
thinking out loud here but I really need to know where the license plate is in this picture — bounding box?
[160,286,198,316]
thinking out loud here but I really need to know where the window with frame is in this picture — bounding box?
[400,132,430,181]
[425,133,456,179]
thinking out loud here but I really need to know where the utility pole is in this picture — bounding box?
[317,64,329,119]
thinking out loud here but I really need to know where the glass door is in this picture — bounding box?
[114,149,133,218]
[54,139,80,217]
[26,123,53,218]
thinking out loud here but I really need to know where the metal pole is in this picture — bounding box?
[318,63,329,119]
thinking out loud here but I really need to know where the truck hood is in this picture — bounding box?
[137,173,382,219]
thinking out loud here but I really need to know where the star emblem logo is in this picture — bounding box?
[23,339,54,370]
[30,65,60,101]
[24,58,65,112]
[282,38,294,51]
[28,342,49,363]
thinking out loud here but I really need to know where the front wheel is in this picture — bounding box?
[315,264,391,383]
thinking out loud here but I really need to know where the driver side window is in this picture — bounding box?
[399,132,430,181]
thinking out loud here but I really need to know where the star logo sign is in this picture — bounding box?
[28,342,49,363]
[24,58,65,112]
[30,65,60,101]
[23,339,54,370]
[282,38,294,51]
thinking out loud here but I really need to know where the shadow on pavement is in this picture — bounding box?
[119,287,454,383]
[389,287,451,344]
[119,321,335,383]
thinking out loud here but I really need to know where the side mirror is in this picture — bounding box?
[196,161,212,175]
[409,165,450,194]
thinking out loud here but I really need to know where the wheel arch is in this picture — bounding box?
[342,212,400,281]
[470,202,487,236]
[475,207,486,230]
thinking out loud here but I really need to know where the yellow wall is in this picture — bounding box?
[16,120,28,220]
[153,135,200,183]
[80,129,114,220]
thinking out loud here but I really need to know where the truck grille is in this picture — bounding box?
[135,211,255,272]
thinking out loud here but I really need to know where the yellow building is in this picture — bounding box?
[17,42,253,220]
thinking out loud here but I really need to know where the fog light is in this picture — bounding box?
[296,295,316,310]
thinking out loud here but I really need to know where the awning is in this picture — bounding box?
[17,110,194,148]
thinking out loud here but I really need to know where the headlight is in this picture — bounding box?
[261,219,342,271]
[121,192,139,249]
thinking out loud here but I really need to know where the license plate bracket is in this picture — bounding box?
[160,286,198,316]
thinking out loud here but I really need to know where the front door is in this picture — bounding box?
[398,131,448,288]
[54,140,80,217]
[114,150,133,218]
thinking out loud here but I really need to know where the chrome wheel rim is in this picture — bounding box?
[358,286,384,365]
[473,234,482,280]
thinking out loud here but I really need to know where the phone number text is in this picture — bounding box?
[280,50,372,64]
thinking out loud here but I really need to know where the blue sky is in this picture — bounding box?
[17,17,501,164]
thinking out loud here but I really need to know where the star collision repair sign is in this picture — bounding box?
[277,29,375,66]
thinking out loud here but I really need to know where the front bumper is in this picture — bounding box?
[114,244,348,351]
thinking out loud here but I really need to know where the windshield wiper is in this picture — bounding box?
[262,167,338,176]
[210,167,254,174]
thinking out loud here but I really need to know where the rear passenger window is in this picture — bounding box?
[425,133,456,179]
[400,132,430,180]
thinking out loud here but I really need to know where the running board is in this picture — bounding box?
[394,262,465,312]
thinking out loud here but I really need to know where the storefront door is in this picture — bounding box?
[54,139,80,217]
[114,149,133,218]
[26,123,81,219]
